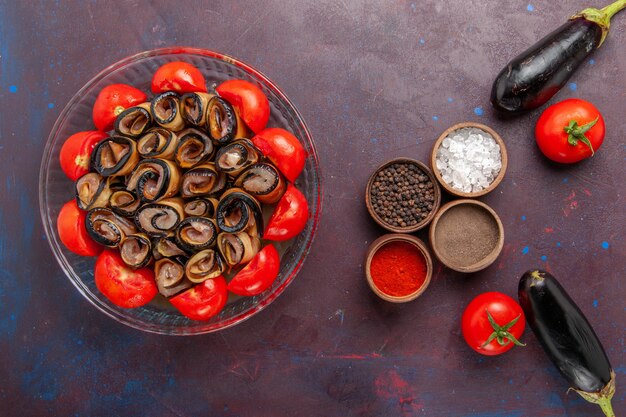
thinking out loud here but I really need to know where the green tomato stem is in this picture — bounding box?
[481,311,526,348]
[564,117,598,156]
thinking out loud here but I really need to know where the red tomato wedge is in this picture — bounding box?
[57,199,102,257]
[94,250,157,308]
[92,84,147,132]
[59,130,108,181]
[216,79,270,134]
[228,245,280,296]
[170,276,228,321]
[151,61,207,94]
[251,128,306,182]
[264,184,309,241]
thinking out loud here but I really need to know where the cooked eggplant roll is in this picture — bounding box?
[216,188,264,236]
[185,249,225,283]
[183,198,218,218]
[207,96,248,144]
[86,207,137,247]
[75,173,112,210]
[90,136,139,177]
[114,102,152,138]
[217,232,261,267]
[154,257,193,297]
[137,127,179,160]
[135,197,185,237]
[109,189,141,217]
[214,139,260,176]
[181,92,214,127]
[126,158,181,203]
[152,234,188,260]
[174,128,214,169]
[175,217,218,252]
[180,163,226,198]
[119,233,152,269]
[151,91,185,131]
[235,163,286,204]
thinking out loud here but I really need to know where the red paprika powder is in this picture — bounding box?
[370,241,427,297]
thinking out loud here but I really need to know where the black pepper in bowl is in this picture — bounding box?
[365,158,441,233]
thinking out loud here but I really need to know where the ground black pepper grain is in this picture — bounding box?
[370,162,435,227]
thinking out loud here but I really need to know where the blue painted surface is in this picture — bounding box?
[474,107,484,116]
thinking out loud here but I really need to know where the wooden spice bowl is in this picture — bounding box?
[429,199,504,273]
[365,234,433,303]
[430,122,508,198]
[365,158,441,233]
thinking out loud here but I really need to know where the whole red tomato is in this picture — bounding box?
[251,128,306,182]
[264,184,309,241]
[461,292,526,356]
[170,276,228,321]
[535,98,605,163]
[228,244,280,296]
[57,199,102,257]
[92,84,147,132]
[59,130,108,181]
[151,61,207,94]
[94,250,157,308]
[216,79,270,134]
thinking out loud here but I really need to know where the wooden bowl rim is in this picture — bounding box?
[364,233,433,303]
[428,199,504,273]
[430,122,508,198]
[365,158,442,233]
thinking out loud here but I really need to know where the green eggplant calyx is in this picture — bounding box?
[571,0,626,47]
[564,117,598,155]
[481,311,526,348]
[571,370,616,417]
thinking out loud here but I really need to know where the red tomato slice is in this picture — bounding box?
[94,250,157,308]
[151,61,207,94]
[59,130,108,181]
[227,245,280,296]
[251,128,306,182]
[216,79,270,134]
[170,276,228,321]
[92,84,147,132]
[57,199,102,257]
[264,184,309,241]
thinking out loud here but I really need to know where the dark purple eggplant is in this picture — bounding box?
[491,1,626,115]
[519,270,615,417]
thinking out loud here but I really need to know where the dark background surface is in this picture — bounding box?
[0,1,624,416]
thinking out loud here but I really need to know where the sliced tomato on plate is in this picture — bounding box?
[216,79,270,134]
[59,130,108,181]
[151,61,207,94]
[170,276,228,321]
[57,199,102,257]
[228,244,280,296]
[251,127,306,182]
[92,84,147,132]
[94,250,157,308]
[264,184,309,241]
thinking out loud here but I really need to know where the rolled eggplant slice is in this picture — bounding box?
[181,92,214,127]
[86,207,137,247]
[90,136,139,177]
[216,188,264,236]
[75,172,112,210]
[134,197,185,237]
[214,139,260,176]
[174,128,214,169]
[126,158,182,203]
[119,233,152,269]
[109,189,142,217]
[217,232,261,267]
[180,163,226,198]
[155,257,193,298]
[175,217,218,252]
[207,96,248,144]
[183,198,218,218]
[234,162,286,204]
[152,234,188,260]
[185,249,225,283]
[137,127,179,160]
[151,91,185,131]
[114,102,152,138]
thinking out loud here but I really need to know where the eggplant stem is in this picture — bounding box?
[573,0,626,46]
[572,370,616,417]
